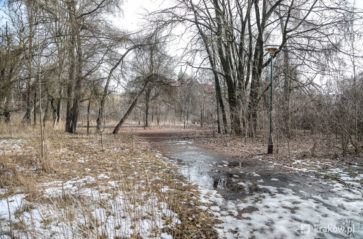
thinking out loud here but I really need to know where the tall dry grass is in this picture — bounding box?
[0,117,218,238]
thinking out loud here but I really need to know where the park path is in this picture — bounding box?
[139,131,363,239]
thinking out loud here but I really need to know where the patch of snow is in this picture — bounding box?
[42,176,96,197]
[0,194,26,220]
[0,139,25,154]
[161,233,173,239]
[1,183,180,238]
[161,186,169,192]
[198,178,363,239]
[98,174,110,179]
[211,206,221,212]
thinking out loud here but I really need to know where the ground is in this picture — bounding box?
[0,127,362,239]
[0,128,217,238]
[138,129,363,239]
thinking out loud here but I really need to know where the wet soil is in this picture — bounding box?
[138,131,331,200]
[137,130,363,238]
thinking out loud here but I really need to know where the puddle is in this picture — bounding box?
[140,132,363,239]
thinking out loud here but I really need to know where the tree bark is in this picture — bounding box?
[216,98,221,133]
[70,27,83,134]
[282,47,291,138]
[190,2,229,134]
[23,83,32,124]
[33,91,37,126]
[50,98,57,126]
[87,99,91,135]
[113,82,149,134]
[43,96,49,127]
[65,0,76,133]
[213,0,241,135]
[96,47,135,132]
[23,3,34,125]
[4,96,10,123]
[248,0,267,137]
[144,87,151,128]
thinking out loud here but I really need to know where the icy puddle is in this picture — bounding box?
[147,137,363,239]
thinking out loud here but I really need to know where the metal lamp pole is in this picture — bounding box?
[266,47,278,154]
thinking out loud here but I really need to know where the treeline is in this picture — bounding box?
[0,0,126,132]
[0,0,175,134]
[0,0,213,135]
[0,0,362,154]
[151,0,363,153]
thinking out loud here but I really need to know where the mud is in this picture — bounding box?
[138,131,363,238]
[139,131,331,199]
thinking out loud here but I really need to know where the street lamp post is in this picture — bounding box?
[266,47,278,154]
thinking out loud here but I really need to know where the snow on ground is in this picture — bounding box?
[164,139,363,239]
[196,174,363,239]
[2,134,362,238]
[0,194,26,221]
[272,157,363,187]
[0,139,27,154]
[0,174,178,239]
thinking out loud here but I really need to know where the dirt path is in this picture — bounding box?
[138,130,363,239]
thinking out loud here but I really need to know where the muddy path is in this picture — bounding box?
[138,130,363,239]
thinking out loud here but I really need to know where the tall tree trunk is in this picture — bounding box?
[96,47,135,132]
[282,47,291,138]
[200,101,204,128]
[54,14,64,125]
[87,99,91,135]
[56,95,62,123]
[65,82,73,132]
[4,96,10,123]
[65,0,76,133]
[248,0,267,137]
[214,69,228,134]
[50,98,57,126]
[96,89,107,132]
[113,82,149,134]
[248,69,259,138]
[56,62,63,124]
[213,0,241,135]
[33,91,37,126]
[23,3,34,125]
[70,28,83,134]
[43,96,49,127]
[144,87,151,128]
[191,3,228,133]
[216,98,221,133]
[23,84,32,124]
[3,29,12,124]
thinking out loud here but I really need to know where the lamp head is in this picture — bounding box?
[266,47,278,55]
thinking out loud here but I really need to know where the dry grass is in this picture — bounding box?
[190,130,362,174]
[193,130,358,157]
[0,122,218,238]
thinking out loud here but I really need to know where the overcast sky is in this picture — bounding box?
[107,0,363,89]
[108,0,194,76]
[108,0,171,32]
